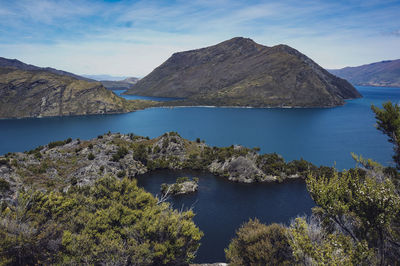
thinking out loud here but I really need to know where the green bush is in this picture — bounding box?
[0,158,9,166]
[116,170,125,178]
[0,177,203,265]
[111,146,129,162]
[0,178,10,192]
[48,140,66,149]
[87,153,95,160]
[225,219,294,265]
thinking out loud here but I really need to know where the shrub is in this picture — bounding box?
[87,153,95,160]
[48,140,66,149]
[116,170,126,178]
[225,219,294,265]
[196,138,201,143]
[132,144,148,163]
[111,146,129,162]
[0,178,10,192]
[0,177,203,265]
[176,177,189,183]
[0,158,9,166]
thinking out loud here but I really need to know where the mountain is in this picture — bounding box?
[0,67,156,118]
[100,77,140,90]
[82,74,128,81]
[0,57,95,82]
[125,37,361,107]
[328,59,400,87]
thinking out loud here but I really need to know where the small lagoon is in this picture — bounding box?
[135,169,314,263]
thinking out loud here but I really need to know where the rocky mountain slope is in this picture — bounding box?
[101,77,139,90]
[0,132,332,203]
[0,56,94,82]
[0,67,156,118]
[328,59,400,87]
[125,37,361,107]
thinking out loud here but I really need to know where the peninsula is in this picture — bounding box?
[0,59,157,118]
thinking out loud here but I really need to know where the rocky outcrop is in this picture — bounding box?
[0,67,157,118]
[0,132,327,204]
[161,177,199,195]
[125,37,361,107]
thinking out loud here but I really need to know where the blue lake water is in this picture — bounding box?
[136,169,314,263]
[1,86,399,170]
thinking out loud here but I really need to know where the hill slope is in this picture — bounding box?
[0,56,95,82]
[0,67,156,118]
[125,37,361,107]
[328,59,400,87]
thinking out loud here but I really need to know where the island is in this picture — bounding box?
[161,177,199,196]
[124,37,361,107]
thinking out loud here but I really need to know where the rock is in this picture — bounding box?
[161,177,199,195]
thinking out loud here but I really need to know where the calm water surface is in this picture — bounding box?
[135,169,314,263]
[1,86,399,169]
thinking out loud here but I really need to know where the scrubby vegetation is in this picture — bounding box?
[225,102,400,265]
[225,219,294,265]
[0,176,202,265]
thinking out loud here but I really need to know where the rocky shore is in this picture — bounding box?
[0,132,332,204]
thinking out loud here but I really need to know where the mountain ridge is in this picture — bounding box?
[328,59,400,87]
[125,37,361,107]
[0,65,156,119]
[0,57,95,82]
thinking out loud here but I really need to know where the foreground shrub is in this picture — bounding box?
[225,219,294,265]
[0,176,203,265]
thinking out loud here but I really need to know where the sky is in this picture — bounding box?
[0,0,399,77]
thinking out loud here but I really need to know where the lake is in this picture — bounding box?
[1,85,399,262]
[135,169,314,263]
[1,86,399,170]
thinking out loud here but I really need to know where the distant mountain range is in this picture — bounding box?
[125,37,361,107]
[328,59,400,87]
[0,58,155,118]
[100,77,140,90]
[82,74,129,81]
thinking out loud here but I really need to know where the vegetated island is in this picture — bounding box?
[125,37,362,107]
[328,59,400,87]
[161,177,199,196]
[0,57,157,118]
[0,131,334,204]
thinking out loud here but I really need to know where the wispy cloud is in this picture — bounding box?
[0,0,399,75]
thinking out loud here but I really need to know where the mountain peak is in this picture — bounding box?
[126,38,361,107]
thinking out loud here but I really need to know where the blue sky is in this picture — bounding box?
[0,0,399,77]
